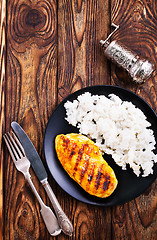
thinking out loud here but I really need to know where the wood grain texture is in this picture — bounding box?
[5,0,58,239]
[0,0,6,239]
[1,0,157,239]
[111,0,157,239]
[57,1,112,239]
[58,0,111,103]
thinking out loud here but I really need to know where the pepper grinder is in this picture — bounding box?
[100,23,155,83]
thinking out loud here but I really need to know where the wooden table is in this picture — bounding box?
[0,0,157,239]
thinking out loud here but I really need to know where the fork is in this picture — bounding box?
[3,132,61,236]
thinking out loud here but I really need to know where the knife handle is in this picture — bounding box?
[42,180,73,236]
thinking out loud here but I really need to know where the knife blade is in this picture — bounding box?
[11,121,73,236]
[11,122,47,181]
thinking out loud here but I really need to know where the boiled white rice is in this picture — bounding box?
[64,92,157,177]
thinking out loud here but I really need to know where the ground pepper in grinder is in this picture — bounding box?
[100,23,155,84]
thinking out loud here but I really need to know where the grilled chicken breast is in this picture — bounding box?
[55,133,118,198]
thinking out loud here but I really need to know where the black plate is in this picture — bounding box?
[44,85,157,206]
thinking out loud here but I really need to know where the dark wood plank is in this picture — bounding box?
[57,0,112,239]
[111,0,157,239]
[0,0,6,239]
[2,0,157,239]
[58,0,111,103]
[4,0,57,239]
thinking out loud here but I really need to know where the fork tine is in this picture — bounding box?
[7,132,24,158]
[12,132,25,156]
[3,134,17,162]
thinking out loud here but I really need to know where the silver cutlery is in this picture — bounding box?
[3,132,61,237]
[11,121,73,236]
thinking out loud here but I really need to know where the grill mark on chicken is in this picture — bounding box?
[62,136,70,148]
[62,135,77,161]
[80,157,89,181]
[70,150,75,157]
[73,144,89,172]
[95,164,104,189]
[69,143,77,159]
[103,175,111,191]
[88,163,96,183]
[74,148,84,172]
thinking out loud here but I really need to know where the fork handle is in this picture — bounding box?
[25,172,45,207]
[24,173,61,236]
[42,179,73,236]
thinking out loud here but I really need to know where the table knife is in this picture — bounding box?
[11,121,73,236]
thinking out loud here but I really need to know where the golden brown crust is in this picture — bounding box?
[55,133,118,198]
